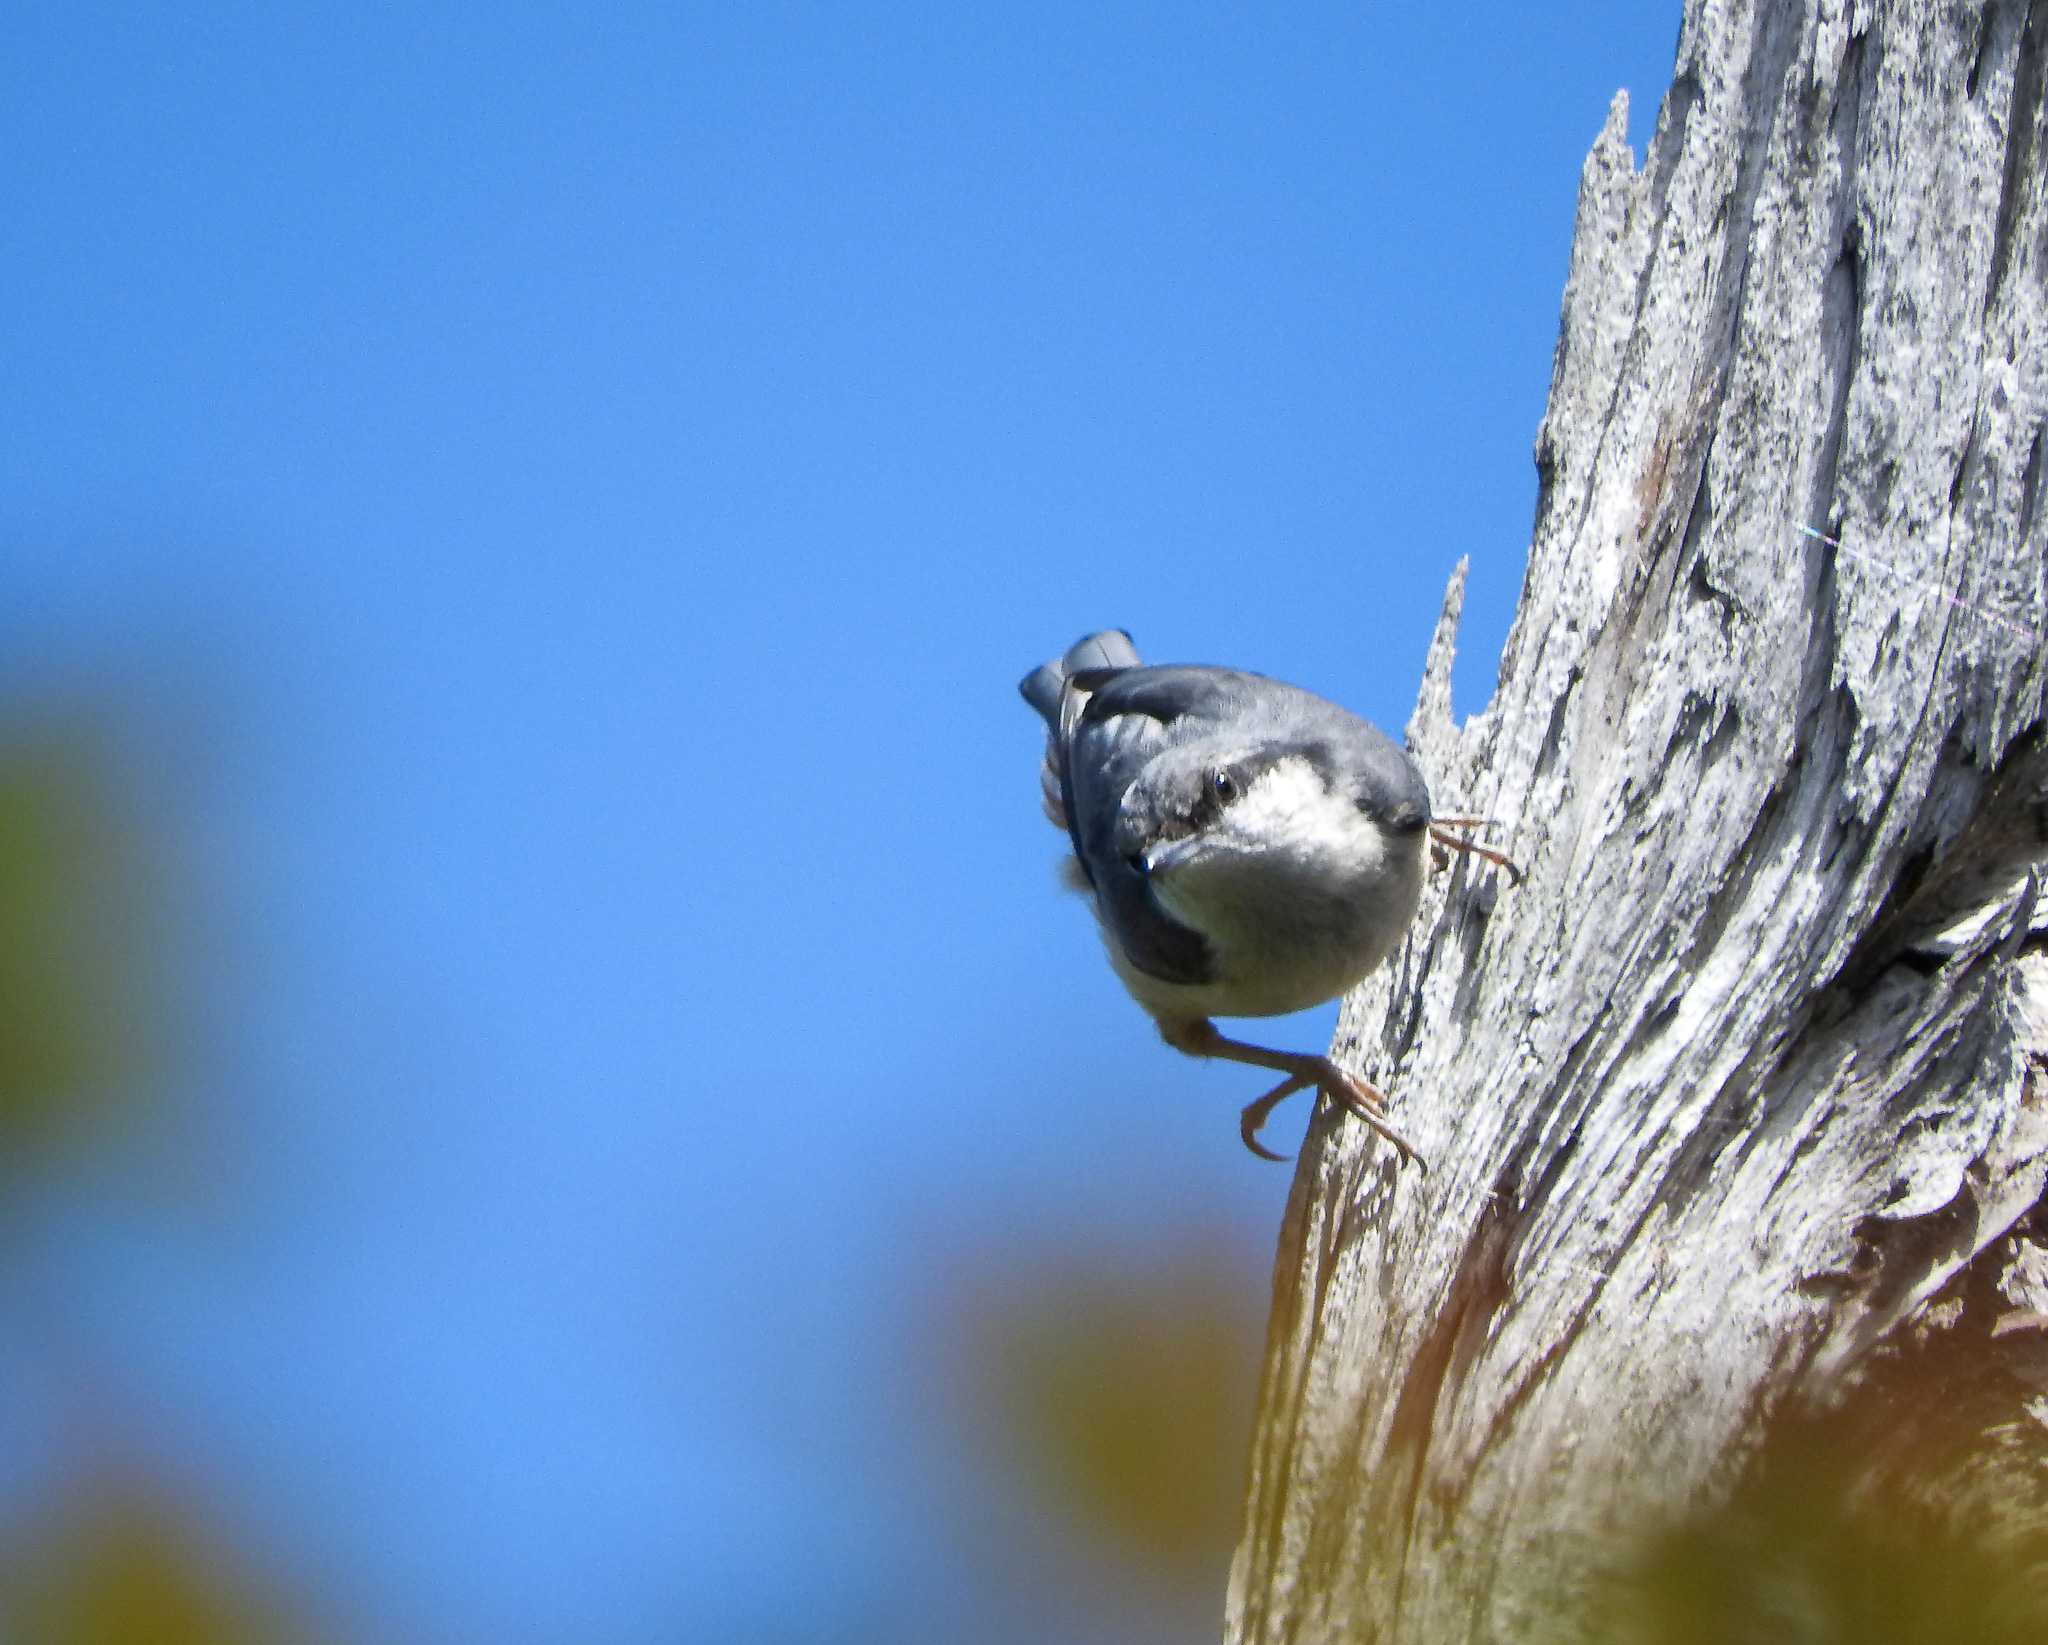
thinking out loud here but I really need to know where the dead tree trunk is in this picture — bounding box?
[1227,2,2048,1640]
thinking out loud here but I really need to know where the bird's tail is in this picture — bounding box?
[1017,630,1141,831]
[1017,629,1140,725]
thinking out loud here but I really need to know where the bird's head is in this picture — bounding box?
[1120,736,1428,953]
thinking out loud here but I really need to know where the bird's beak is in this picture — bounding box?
[1142,836,1201,878]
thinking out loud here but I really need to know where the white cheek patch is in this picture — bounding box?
[1232,758,1386,872]
[1230,757,1324,835]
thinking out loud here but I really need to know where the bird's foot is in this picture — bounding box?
[1429,817,1522,883]
[1317,1058,1427,1173]
[1164,1017,1428,1168]
[1235,1059,1427,1172]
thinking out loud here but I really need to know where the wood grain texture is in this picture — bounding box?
[1227,3,2048,1639]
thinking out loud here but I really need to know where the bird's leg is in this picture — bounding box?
[1428,816,1522,881]
[1159,1018,1426,1170]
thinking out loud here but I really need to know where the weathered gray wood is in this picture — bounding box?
[1227,2,2048,1639]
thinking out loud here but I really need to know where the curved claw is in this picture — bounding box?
[1318,1061,1429,1174]
[1238,1073,1312,1162]
[1239,1126,1291,1164]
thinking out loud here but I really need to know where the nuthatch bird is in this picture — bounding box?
[1019,630,1513,1166]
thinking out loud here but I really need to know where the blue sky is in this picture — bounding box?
[3,3,1679,1638]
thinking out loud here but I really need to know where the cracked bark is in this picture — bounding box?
[1226,2,2048,1640]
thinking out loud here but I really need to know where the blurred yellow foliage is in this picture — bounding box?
[3,1487,307,1645]
[947,1236,1262,1574]
[1615,1462,2048,1644]
[1608,1333,2048,1645]
[0,717,154,1159]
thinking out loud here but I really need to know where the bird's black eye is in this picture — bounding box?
[1210,768,1239,804]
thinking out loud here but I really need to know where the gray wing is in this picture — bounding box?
[1062,700,1213,984]
[1072,665,1268,732]
[1018,630,1142,831]
[1017,638,1219,987]
[1060,666,1257,988]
